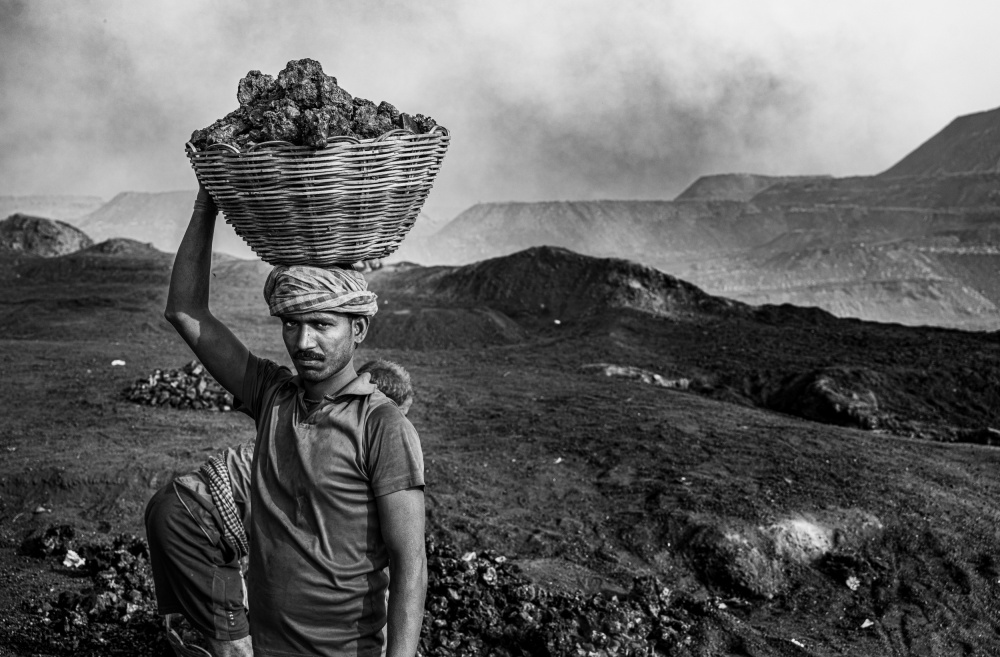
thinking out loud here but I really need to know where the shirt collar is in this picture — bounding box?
[334,371,378,398]
[290,371,377,401]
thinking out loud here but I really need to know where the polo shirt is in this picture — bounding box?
[239,353,424,657]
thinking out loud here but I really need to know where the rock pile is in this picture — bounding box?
[13,529,162,656]
[122,361,233,411]
[420,536,674,656]
[19,523,78,558]
[9,526,737,657]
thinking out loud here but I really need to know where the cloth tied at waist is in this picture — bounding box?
[263,265,378,317]
[200,456,249,558]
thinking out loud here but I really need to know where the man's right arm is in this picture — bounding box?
[164,186,249,397]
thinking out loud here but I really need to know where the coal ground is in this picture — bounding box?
[2,244,1000,655]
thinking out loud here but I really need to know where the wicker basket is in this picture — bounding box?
[186,126,450,266]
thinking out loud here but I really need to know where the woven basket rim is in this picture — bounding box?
[185,124,449,155]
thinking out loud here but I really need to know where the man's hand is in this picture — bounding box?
[377,487,426,657]
[193,183,218,216]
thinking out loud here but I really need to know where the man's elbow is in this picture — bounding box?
[163,307,202,341]
[163,305,191,331]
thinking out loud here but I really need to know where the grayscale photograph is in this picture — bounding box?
[1,1,999,655]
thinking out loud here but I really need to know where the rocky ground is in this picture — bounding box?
[1,246,1000,655]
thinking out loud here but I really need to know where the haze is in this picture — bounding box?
[2,0,999,221]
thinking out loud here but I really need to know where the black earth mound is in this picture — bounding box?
[0,213,93,257]
[374,246,743,322]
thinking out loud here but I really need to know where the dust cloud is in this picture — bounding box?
[2,0,999,221]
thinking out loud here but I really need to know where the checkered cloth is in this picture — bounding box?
[200,456,249,558]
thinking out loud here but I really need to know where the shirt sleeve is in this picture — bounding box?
[221,439,255,507]
[234,353,290,422]
[365,403,425,498]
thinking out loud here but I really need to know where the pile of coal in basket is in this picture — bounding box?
[191,58,440,150]
[6,526,722,656]
[122,361,232,411]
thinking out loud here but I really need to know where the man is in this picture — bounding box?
[162,185,426,657]
[144,360,416,657]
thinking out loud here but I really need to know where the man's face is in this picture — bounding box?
[280,311,368,383]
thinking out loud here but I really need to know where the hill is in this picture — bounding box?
[670,233,1000,330]
[378,246,739,321]
[403,211,448,241]
[879,105,1000,178]
[675,173,828,201]
[389,104,1000,330]
[389,198,1000,329]
[750,171,1000,209]
[15,238,174,284]
[0,195,105,222]
[391,200,758,266]
[76,191,255,259]
[0,213,93,257]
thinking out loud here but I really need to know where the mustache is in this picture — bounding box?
[293,350,325,362]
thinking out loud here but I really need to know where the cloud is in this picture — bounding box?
[2,0,999,220]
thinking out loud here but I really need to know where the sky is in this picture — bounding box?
[2,0,1000,222]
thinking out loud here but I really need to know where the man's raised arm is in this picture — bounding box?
[164,186,249,397]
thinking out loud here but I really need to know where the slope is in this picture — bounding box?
[679,239,1000,330]
[675,173,829,201]
[2,245,1000,655]
[879,105,1000,177]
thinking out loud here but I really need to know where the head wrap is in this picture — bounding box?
[263,265,378,317]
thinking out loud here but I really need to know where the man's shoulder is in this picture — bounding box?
[235,353,295,418]
[247,352,292,382]
[246,353,298,400]
[364,395,418,441]
[365,392,407,423]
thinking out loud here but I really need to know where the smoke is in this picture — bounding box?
[2,0,999,221]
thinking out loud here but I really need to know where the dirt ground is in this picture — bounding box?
[2,246,1000,655]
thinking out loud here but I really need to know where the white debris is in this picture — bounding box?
[791,639,804,647]
[861,618,875,629]
[63,550,86,569]
[580,363,690,389]
[111,359,126,366]
[846,576,861,591]
[553,319,561,325]
[554,457,563,464]
[461,551,477,562]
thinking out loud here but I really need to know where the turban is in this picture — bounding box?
[263,265,378,317]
